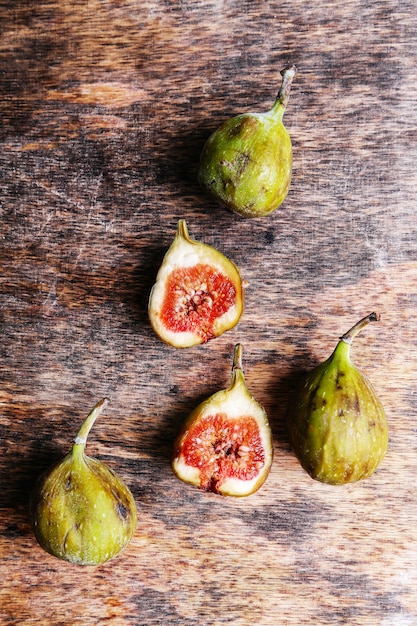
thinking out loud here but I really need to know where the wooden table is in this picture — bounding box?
[1,2,416,624]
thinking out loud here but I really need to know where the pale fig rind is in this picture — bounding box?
[198,66,296,218]
[172,344,273,496]
[29,399,137,565]
[148,220,243,348]
[288,313,388,485]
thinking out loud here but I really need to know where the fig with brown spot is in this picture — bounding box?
[287,313,388,484]
[29,399,137,565]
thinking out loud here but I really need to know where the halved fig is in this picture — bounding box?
[148,219,243,348]
[172,344,273,496]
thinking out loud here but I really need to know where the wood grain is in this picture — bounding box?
[1,1,417,624]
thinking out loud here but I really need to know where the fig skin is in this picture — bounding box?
[172,344,273,496]
[148,219,243,348]
[198,66,296,218]
[29,399,137,566]
[287,313,388,485]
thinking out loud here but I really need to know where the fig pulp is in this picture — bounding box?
[198,66,296,218]
[287,313,388,485]
[172,344,273,496]
[29,399,137,565]
[148,219,243,348]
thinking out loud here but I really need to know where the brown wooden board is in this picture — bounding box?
[1,1,416,624]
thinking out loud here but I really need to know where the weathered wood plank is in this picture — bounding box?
[1,1,416,624]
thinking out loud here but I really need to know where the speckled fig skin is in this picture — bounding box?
[148,219,243,348]
[172,344,273,496]
[29,399,137,566]
[198,66,296,218]
[287,313,388,485]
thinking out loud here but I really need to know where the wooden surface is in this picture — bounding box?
[1,1,416,624]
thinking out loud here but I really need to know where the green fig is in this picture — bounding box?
[148,219,243,348]
[29,399,137,565]
[172,344,273,496]
[287,313,388,485]
[198,65,296,218]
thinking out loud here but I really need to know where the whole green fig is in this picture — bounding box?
[287,313,388,485]
[29,398,137,565]
[198,65,296,218]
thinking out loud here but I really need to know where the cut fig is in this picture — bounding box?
[148,220,243,348]
[172,344,273,496]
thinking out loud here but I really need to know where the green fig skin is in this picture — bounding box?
[29,399,137,566]
[288,314,388,485]
[198,66,296,218]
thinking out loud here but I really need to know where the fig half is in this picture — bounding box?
[172,344,273,496]
[148,220,243,348]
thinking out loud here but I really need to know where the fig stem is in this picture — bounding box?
[72,398,109,458]
[340,312,380,345]
[177,219,190,241]
[274,65,297,112]
[232,343,243,372]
